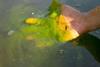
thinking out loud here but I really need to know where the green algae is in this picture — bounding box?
[8,0,61,48]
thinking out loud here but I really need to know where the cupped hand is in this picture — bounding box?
[58,4,87,41]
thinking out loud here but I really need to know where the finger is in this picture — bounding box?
[61,4,81,18]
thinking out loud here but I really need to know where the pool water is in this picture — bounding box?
[0,0,100,67]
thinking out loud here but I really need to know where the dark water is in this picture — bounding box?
[0,0,100,67]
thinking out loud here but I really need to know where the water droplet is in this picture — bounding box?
[32,12,34,15]
[8,30,15,36]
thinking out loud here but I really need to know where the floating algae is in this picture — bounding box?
[8,0,81,48]
[8,0,64,48]
[25,18,39,25]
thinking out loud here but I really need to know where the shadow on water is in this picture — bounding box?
[75,34,100,62]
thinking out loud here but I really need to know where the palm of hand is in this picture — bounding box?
[59,5,86,41]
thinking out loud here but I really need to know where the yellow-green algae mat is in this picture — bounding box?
[9,0,70,48]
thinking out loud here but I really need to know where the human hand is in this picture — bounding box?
[59,4,100,42]
[58,4,87,41]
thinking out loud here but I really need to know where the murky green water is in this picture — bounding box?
[0,0,100,67]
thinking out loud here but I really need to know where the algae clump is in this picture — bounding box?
[9,0,69,48]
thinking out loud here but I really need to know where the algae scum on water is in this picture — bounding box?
[9,0,64,48]
[10,0,76,47]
